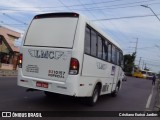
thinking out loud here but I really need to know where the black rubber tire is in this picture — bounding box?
[111,85,119,97]
[87,85,100,106]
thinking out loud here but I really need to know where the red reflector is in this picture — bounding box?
[74,13,77,17]
[35,16,39,19]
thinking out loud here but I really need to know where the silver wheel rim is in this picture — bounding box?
[115,86,119,93]
[93,89,98,103]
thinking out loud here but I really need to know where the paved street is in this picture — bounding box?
[0,76,156,112]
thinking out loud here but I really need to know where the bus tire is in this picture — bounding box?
[87,85,100,106]
[111,82,120,97]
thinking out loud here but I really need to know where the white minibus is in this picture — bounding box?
[18,12,124,106]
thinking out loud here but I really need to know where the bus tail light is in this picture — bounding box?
[69,58,79,75]
[18,53,23,68]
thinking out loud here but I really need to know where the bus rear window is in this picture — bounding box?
[141,71,146,74]
[24,17,78,48]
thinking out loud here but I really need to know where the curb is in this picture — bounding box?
[0,69,18,76]
[154,79,160,111]
[0,76,17,78]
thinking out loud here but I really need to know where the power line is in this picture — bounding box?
[92,14,160,21]
[141,5,160,22]
[58,0,73,12]
[155,45,160,49]
[0,20,27,26]
[100,8,129,45]
[86,0,132,49]
[138,58,160,63]
[65,1,160,11]
[138,46,156,49]
[2,13,28,25]
[0,0,126,9]
[77,0,105,30]
[78,2,160,11]
[0,0,159,12]
[1,12,160,23]
[144,63,160,67]
[0,2,159,15]
[4,13,156,24]
[0,24,27,26]
[136,57,160,62]
[72,0,158,10]
[77,0,128,47]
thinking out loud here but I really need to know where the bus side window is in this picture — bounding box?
[117,50,120,66]
[119,52,122,66]
[122,53,124,68]
[108,44,112,62]
[84,26,91,54]
[112,45,116,64]
[91,29,97,57]
[97,36,103,59]
[119,52,123,68]
[103,40,108,61]
[115,48,117,65]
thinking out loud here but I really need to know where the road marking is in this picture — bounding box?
[145,86,154,111]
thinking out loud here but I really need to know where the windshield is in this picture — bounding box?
[24,17,78,48]
[148,72,154,76]
[141,71,146,74]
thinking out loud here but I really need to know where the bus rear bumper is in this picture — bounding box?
[17,70,78,96]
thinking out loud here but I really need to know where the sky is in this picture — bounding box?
[0,0,160,72]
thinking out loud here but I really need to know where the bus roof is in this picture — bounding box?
[33,12,122,51]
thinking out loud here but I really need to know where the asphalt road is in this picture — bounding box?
[1,76,160,120]
[0,76,156,112]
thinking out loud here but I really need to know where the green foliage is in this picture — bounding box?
[124,52,136,73]
[157,71,160,79]
[144,68,150,71]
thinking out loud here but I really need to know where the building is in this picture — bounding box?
[0,26,21,70]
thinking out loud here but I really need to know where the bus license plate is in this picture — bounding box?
[36,81,48,88]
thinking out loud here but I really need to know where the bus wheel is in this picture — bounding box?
[87,85,100,106]
[111,83,120,97]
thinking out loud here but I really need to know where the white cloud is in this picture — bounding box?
[0,0,159,72]
[0,0,43,14]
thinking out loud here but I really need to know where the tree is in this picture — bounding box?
[157,71,160,79]
[123,52,136,74]
[144,67,150,71]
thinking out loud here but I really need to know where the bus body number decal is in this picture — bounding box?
[97,62,107,70]
[48,70,65,78]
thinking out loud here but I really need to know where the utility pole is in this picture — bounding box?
[138,57,142,69]
[131,38,138,75]
[134,38,138,54]
[129,38,138,54]
[142,60,145,70]
[144,63,147,70]
[141,5,160,22]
